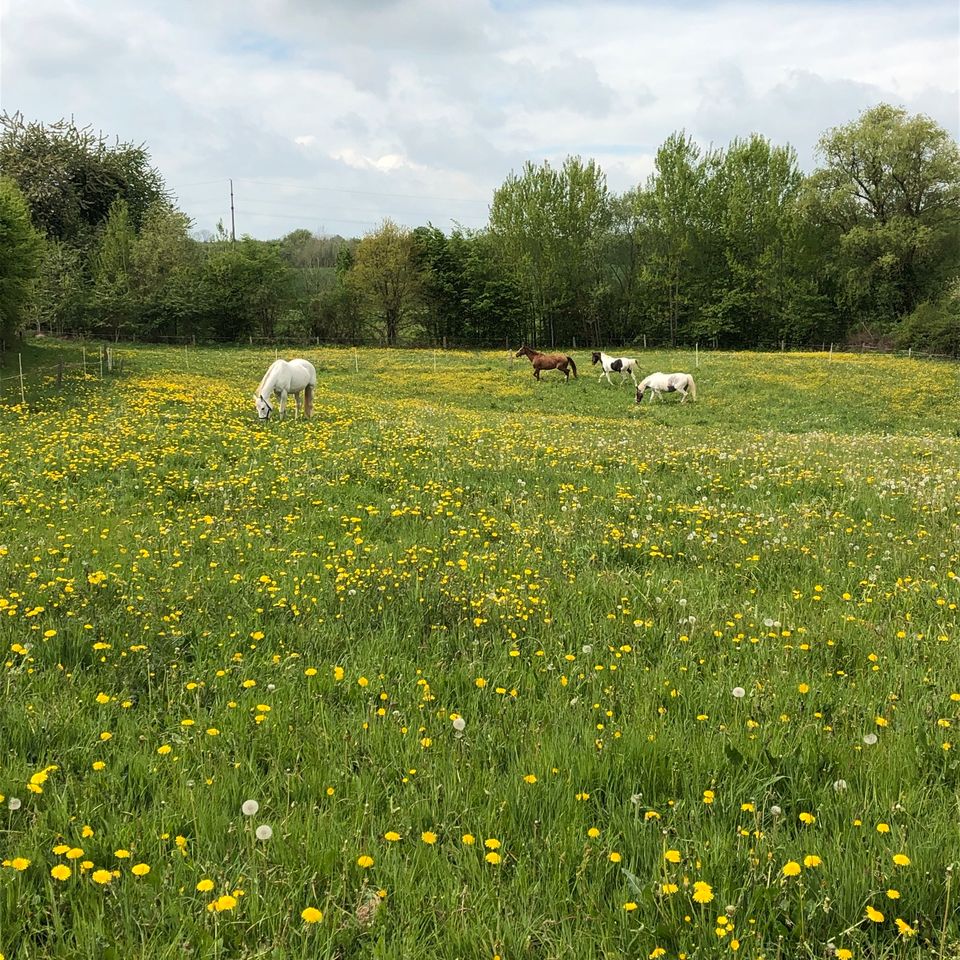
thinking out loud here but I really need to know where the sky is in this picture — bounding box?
[2,0,958,240]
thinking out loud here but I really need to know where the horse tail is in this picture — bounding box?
[304,383,314,419]
[687,375,697,400]
[567,356,578,378]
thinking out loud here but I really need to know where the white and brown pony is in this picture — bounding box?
[592,350,639,386]
[253,358,316,420]
[635,372,697,404]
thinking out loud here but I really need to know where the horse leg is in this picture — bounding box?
[304,384,314,419]
[279,389,288,419]
[294,391,301,418]
[604,370,613,385]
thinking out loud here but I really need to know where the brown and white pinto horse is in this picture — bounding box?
[515,345,578,382]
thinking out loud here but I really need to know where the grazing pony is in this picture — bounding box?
[515,345,578,382]
[592,350,639,386]
[253,358,317,420]
[635,371,697,404]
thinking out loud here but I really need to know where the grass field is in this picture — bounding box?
[0,342,958,959]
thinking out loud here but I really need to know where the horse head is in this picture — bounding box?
[515,345,532,358]
[591,351,601,365]
[253,392,272,420]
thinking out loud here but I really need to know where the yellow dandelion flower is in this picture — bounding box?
[421,831,437,845]
[357,855,374,868]
[693,881,714,903]
[782,861,801,877]
[50,864,71,880]
[301,906,323,923]
[865,906,884,923]
[892,854,911,867]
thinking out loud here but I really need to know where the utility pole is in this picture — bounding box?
[229,178,236,242]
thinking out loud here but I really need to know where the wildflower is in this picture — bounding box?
[797,683,810,694]
[92,761,106,771]
[649,949,665,958]
[92,870,112,884]
[9,858,30,871]
[836,950,853,960]
[114,849,130,859]
[484,838,500,850]
[462,834,475,845]
[799,812,815,825]
[50,865,71,880]
[731,687,746,699]
[623,901,638,911]
[384,831,401,842]
[7,798,21,811]
[664,849,681,863]
[157,745,172,755]
[65,848,83,860]
[895,918,916,937]
[782,861,801,877]
[865,905,884,922]
[357,855,374,868]
[887,889,900,899]
[770,805,782,816]
[196,879,215,892]
[833,779,848,792]
[740,802,755,812]
[876,822,890,833]
[892,853,911,866]
[131,863,150,877]
[452,717,466,732]
[255,825,273,841]
[703,790,715,804]
[484,852,501,864]
[803,855,822,868]
[241,799,259,816]
[693,881,714,903]
[609,852,622,863]
[863,733,878,746]
[421,831,437,845]
[301,906,323,923]
[523,774,537,784]
[208,894,237,912]
[587,827,600,839]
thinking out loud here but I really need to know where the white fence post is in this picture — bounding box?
[18,354,25,405]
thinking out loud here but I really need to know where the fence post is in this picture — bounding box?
[643,334,647,350]
[18,354,25,405]
[695,342,699,368]
[354,348,359,374]
[82,346,87,378]
[433,349,437,373]
[99,345,104,379]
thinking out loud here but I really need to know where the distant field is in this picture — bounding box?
[0,343,958,959]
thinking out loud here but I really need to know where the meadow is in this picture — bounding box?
[0,342,958,960]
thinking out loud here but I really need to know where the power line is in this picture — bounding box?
[232,176,490,205]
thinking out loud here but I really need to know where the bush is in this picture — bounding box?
[894,282,960,355]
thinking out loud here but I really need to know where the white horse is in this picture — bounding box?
[253,358,316,420]
[636,372,697,404]
[592,350,639,386]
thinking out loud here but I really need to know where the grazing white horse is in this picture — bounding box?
[592,350,639,386]
[636,372,697,404]
[253,358,316,420]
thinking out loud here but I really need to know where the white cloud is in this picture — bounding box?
[3,0,957,238]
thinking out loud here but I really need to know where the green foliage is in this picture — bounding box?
[808,104,960,328]
[348,220,424,345]
[0,112,170,247]
[489,156,611,346]
[0,176,43,349]
[894,280,960,355]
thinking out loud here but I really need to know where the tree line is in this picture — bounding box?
[1,105,958,356]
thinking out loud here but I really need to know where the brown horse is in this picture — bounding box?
[515,345,578,382]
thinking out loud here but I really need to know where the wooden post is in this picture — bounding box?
[18,354,25,405]
[442,335,447,351]
[643,334,647,350]
[354,348,359,374]
[433,349,437,373]
[82,346,87,378]
[99,345,104,379]
[829,343,833,360]
[695,342,699,368]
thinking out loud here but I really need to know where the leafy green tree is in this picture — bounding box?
[489,157,611,346]
[91,199,137,341]
[808,104,960,330]
[348,220,424,345]
[0,112,170,247]
[130,206,203,339]
[201,238,291,341]
[30,238,90,337]
[0,177,42,351]
[894,279,960,355]
[635,133,708,345]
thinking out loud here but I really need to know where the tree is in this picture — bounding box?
[0,177,42,351]
[807,104,960,329]
[91,199,137,341]
[489,157,611,346]
[348,220,424,345]
[0,113,171,247]
[636,133,709,345]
